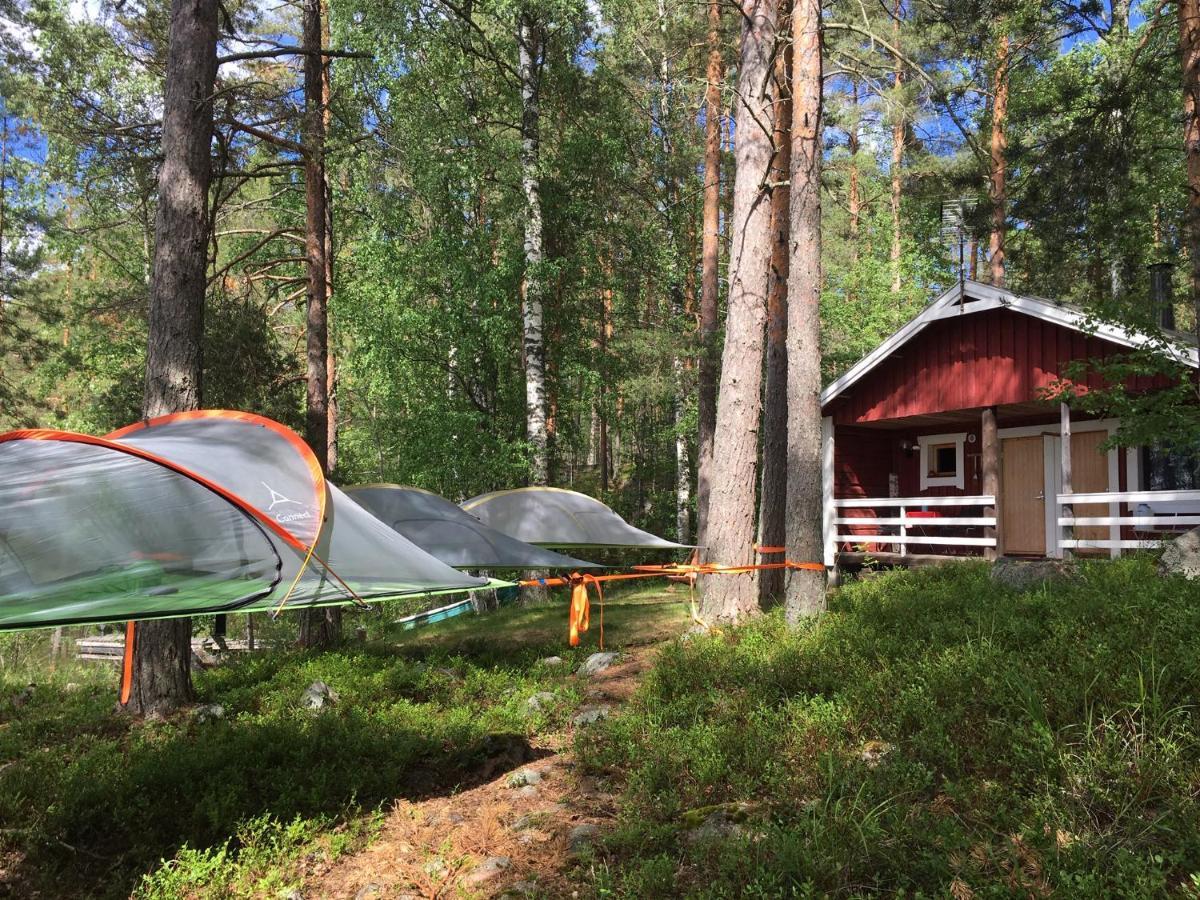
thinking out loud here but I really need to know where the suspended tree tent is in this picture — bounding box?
[461,487,690,549]
[346,484,601,570]
[0,413,489,631]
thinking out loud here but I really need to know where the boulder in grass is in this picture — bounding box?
[301,680,338,710]
[579,652,618,676]
[990,557,1075,591]
[1158,526,1200,580]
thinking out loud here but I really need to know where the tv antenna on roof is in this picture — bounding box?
[940,198,977,286]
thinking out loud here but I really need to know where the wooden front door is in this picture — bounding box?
[1001,435,1046,555]
[1071,430,1111,547]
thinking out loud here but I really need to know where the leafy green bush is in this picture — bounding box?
[582,559,1200,897]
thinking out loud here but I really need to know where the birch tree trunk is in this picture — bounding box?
[131,0,219,716]
[1181,0,1200,332]
[518,10,549,486]
[988,33,1010,287]
[699,0,777,624]
[299,0,341,648]
[889,0,905,295]
[758,1,791,603]
[783,0,826,622]
[695,0,723,550]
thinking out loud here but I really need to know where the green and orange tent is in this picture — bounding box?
[0,411,491,631]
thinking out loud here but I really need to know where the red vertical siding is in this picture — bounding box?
[828,308,1173,425]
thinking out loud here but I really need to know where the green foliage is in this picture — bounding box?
[0,588,688,897]
[582,560,1200,897]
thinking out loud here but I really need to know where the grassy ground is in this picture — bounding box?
[0,584,690,898]
[579,558,1200,898]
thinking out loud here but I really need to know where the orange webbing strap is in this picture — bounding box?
[520,560,823,647]
[567,574,604,648]
[119,620,135,706]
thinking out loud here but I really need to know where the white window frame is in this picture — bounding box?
[919,432,967,490]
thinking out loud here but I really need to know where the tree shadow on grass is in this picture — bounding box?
[0,647,556,898]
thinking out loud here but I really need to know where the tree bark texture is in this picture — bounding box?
[783,0,826,621]
[696,0,723,550]
[758,3,791,603]
[699,0,777,624]
[299,0,341,648]
[988,33,1010,288]
[518,10,549,486]
[1182,0,1200,332]
[131,0,219,717]
[889,0,905,295]
[322,0,339,473]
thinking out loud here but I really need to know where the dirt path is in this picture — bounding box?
[307,649,655,899]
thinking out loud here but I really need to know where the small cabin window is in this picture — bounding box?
[928,444,958,477]
[1142,444,1200,492]
[918,432,967,490]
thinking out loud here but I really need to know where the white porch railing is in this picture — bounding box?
[832,495,997,557]
[1057,490,1200,552]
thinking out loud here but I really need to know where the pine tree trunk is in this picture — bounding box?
[518,10,549,486]
[696,0,723,550]
[130,0,219,717]
[322,0,339,473]
[699,0,778,624]
[758,1,791,604]
[1182,0,1200,334]
[889,0,904,295]
[783,0,826,622]
[299,0,341,649]
[988,33,1010,288]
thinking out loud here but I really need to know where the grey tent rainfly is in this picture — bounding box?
[345,484,601,570]
[0,411,496,632]
[461,486,691,550]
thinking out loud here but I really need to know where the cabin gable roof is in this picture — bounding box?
[820,280,1198,416]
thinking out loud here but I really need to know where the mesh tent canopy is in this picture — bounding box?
[0,413,491,631]
[461,487,691,549]
[345,484,601,570]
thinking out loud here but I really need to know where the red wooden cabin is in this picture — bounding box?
[819,279,1200,568]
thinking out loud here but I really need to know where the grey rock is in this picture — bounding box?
[516,784,539,799]
[990,557,1076,591]
[462,855,510,886]
[354,884,383,900]
[300,680,339,710]
[572,705,611,726]
[504,881,538,897]
[510,813,539,831]
[192,644,219,668]
[579,652,618,676]
[568,823,600,852]
[194,703,225,724]
[506,768,543,788]
[525,691,557,713]
[538,655,564,667]
[1159,526,1200,580]
[283,891,304,900]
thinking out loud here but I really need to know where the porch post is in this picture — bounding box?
[981,406,999,560]
[1060,402,1072,558]
[821,416,836,574]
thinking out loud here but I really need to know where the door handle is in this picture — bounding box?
[1035,491,1045,500]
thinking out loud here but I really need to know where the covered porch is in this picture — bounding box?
[820,402,1200,569]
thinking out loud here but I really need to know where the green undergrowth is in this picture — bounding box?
[0,585,688,898]
[581,558,1200,898]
